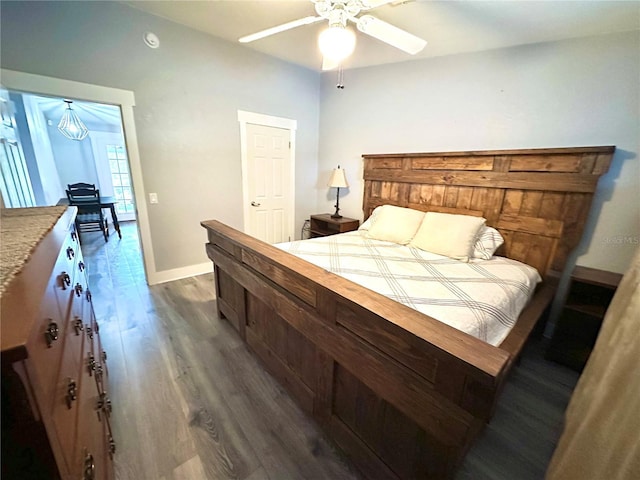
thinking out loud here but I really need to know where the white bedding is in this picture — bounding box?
[276,231,541,346]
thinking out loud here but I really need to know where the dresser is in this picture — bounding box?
[1,207,114,480]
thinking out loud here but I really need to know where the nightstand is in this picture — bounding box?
[309,214,359,238]
[546,265,622,372]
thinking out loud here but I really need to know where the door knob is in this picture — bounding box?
[251,201,261,207]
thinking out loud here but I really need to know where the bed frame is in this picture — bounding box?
[201,146,614,479]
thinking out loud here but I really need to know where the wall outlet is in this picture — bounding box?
[149,193,158,204]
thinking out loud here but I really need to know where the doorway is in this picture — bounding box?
[238,110,296,244]
[1,91,136,221]
[0,69,158,284]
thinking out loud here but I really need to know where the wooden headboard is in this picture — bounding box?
[362,146,614,278]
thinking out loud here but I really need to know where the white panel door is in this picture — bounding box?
[246,123,291,244]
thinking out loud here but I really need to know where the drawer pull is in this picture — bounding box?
[83,452,95,480]
[78,261,85,272]
[74,317,84,335]
[66,246,75,259]
[86,288,92,302]
[61,272,71,289]
[86,325,94,340]
[66,378,77,409]
[109,435,116,458]
[87,353,96,376]
[74,283,83,297]
[101,350,108,363]
[71,231,77,242]
[44,320,59,347]
[95,364,104,383]
[96,392,112,421]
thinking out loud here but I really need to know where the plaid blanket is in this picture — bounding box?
[276,231,541,346]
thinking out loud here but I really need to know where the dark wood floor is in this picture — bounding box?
[81,222,579,480]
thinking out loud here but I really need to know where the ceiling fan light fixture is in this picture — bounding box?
[318,25,356,62]
[57,100,89,141]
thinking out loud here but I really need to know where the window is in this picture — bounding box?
[0,93,35,208]
[107,145,134,215]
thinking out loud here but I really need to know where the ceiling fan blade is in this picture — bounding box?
[239,16,323,43]
[360,0,396,9]
[322,57,340,71]
[356,15,426,54]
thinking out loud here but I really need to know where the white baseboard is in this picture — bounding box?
[148,261,213,286]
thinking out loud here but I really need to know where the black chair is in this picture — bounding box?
[68,182,97,192]
[66,187,109,243]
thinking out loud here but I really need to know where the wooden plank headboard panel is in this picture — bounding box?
[362,146,614,277]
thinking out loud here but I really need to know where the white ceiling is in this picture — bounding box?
[28,95,122,130]
[125,0,640,71]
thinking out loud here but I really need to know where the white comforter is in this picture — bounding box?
[276,231,541,346]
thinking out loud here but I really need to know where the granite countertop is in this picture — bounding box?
[0,206,68,295]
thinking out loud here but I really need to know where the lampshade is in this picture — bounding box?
[318,25,356,62]
[328,166,349,188]
[57,100,89,141]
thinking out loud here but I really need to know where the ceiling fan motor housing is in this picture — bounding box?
[315,0,364,25]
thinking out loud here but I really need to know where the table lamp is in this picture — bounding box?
[327,165,349,219]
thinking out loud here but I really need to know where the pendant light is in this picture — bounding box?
[57,100,89,141]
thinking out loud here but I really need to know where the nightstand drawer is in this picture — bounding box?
[309,214,359,238]
[546,308,603,371]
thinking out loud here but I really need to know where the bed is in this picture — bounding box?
[201,146,614,479]
[275,229,542,347]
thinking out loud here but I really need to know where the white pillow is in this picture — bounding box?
[364,205,425,244]
[358,205,383,231]
[410,212,486,261]
[472,226,504,260]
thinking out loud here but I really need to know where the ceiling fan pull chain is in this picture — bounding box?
[337,66,345,89]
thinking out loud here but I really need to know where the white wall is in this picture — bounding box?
[47,123,99,191]
[318,31,639,275]
[0,1,320,273]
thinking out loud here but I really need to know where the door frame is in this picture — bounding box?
[0,68,157,284]
[238,110,296,241]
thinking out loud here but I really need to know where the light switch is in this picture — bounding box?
[149,193,158,204]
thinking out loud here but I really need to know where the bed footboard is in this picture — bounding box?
[202,220,547,479]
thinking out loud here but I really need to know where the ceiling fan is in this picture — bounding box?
[239,0,427,70]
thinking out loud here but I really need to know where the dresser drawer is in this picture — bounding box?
[50,308,87,474]
[86,308,109,389]
[61,227,81,275]
[65,271,90,372]
[26,233,80,407]
[71,351,109,480]
[58,226,81,298]
[53,257,80,324]
[26,282,67,408]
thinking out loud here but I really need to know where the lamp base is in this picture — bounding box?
[332,187,342,219]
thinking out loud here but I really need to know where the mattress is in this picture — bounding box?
[276,231,542,346]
